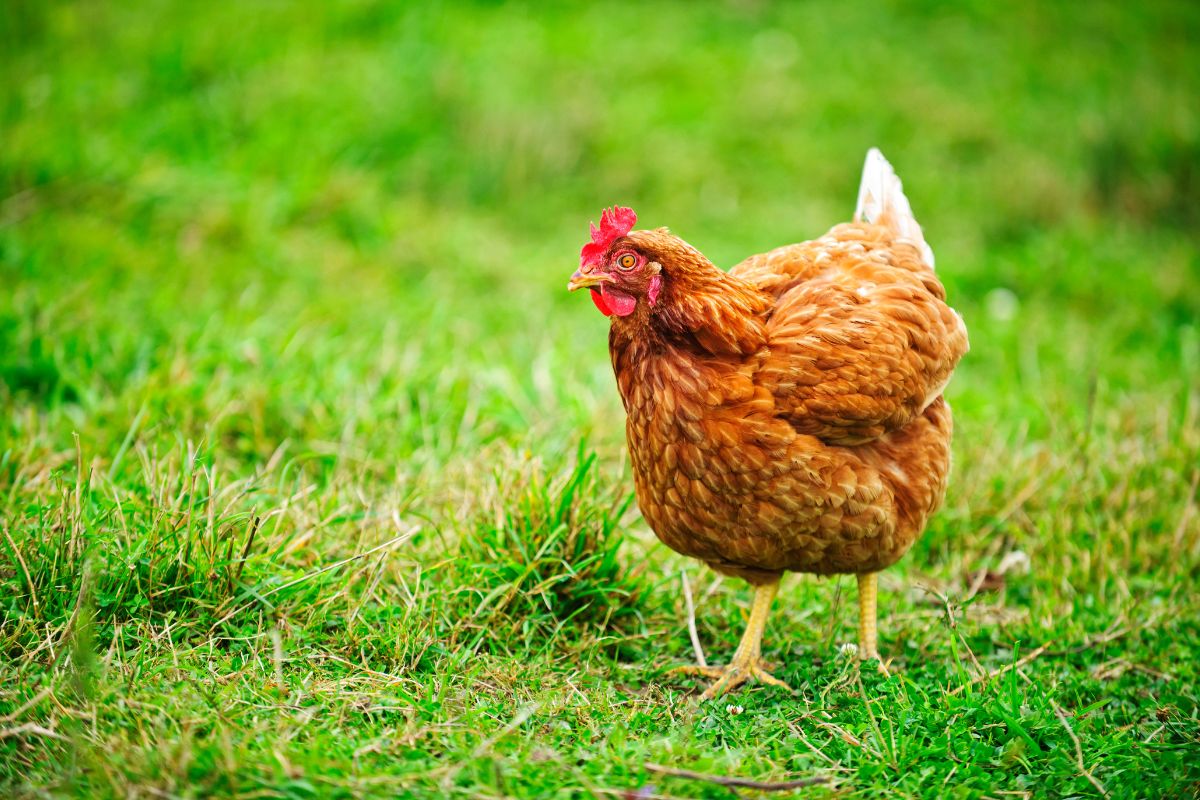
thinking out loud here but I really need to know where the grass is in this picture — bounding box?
[2,0,1199,797]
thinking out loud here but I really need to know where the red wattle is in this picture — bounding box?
[601,285,637,316]
[590,288,614,316]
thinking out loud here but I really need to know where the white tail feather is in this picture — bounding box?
[853,147,935,269]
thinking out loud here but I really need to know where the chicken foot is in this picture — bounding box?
[671,580,794,700]
[857,572,891,675]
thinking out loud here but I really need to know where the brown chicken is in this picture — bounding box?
[568,149,968,699]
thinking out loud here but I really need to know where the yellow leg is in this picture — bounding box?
[671,580,794,700]
[857,572,889,674]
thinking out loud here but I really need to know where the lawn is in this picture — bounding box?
[2,1,1199,797]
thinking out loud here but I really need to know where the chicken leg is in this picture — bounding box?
[856,572,890,674]
[673,580,793,700]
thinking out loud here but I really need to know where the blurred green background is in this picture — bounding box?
[3,1,1198,434]
[2,2,1198,797]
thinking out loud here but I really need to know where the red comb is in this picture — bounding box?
[580,206,637,268]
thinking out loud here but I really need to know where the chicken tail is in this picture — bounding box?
[854,148,935,269]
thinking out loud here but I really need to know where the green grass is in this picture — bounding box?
[2,1,1199,797]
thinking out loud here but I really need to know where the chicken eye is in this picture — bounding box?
[616,253,638,270]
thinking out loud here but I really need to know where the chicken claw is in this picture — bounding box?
[858,653,893,677]
[672,658,794,700]
[669,581,795,700]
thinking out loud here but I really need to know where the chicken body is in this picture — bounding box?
[570,150,967,697]
[619,225,961,586]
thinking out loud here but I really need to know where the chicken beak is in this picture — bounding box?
[567,269,608,292]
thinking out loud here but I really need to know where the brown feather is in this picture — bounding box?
[605,217,967,585]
